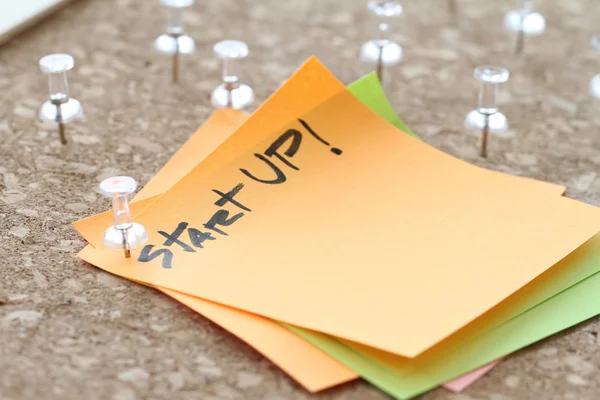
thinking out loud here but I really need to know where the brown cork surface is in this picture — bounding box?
[1,0,600,399]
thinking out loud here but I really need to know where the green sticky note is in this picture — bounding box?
[275,73,600,399]
[289,270,600,399]
[347,72,416,137]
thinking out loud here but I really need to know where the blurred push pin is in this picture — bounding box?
[464,66,510,158]
[154,0,196,83]
[448,0,457,17]
[211,40,254,110]
[39,54,83,145]
[99,176,148,258]
[590,36,600,98]
[504,0,545,55]
[360,0,403,83]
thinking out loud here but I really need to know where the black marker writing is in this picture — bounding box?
[139,245,174,269]
[264,129,302,170]
[203,210,244,236]
[138,119,341,270]
[240,119,343,185]
[188,228,216,248]
[240,153,287,184]
[298,119,343,155]
[213,183,251,211]
[159,222,196,253]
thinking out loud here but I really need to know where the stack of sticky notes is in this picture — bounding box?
[74,58,600,399]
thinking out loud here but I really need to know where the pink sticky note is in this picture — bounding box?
[443,360,502,393]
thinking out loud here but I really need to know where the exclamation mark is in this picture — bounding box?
[298,119,343,155]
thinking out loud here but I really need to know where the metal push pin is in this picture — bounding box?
[590,36,600,98]
[154,0,196,83]
[39,54,83,145]
[360,0,403,83]
[503,0,545,55]
[99,176,148,258]
[211,40,255,110]
[464,66,510,158]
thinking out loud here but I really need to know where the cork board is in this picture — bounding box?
[2,0,600,399]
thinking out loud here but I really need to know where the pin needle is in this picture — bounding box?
[504,0,545,55]
[99,176,148,258]
[39,54,83,144]
[464,66,510,158]
[360,1,403,83]
[211,40,255,110]
[154,0,195,83]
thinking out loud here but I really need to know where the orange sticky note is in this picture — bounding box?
[79,77,600,358]
[74,61,565,392]
[74,60,359,392]
[75,106,562,393]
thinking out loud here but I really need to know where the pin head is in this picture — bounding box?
[590,37,600,98]
[99,176,137,197]
[39,53,82,141]
[161,0,194,7]
[590,74,600,98]
[211,40,254,110]
[39,99,83,124]
[158,0,194,43]
[360,40,403,66]
[103,223,148,252]
[504,7,545,36]
[155,34,195,54]
[467,65,510,156]
[155,0,195,55]
[367,0,403,17]
[214,40,249,60]
[473,66,510,84]
[360,41,403,66]
[99,176,148,253]
[361,1,403,68]
[211,84,255,110]
[39,54,74,74]
[592,36,600,52]
[464,110,509,134]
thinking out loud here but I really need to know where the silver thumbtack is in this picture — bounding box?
[39,54,83,145]
[211,40,255,110]
[590,36,600,98]
[504,0,545,55]
[99,176,148,258]
[360,0,403,83]
[464,66,510,158]
[154,0,196,83]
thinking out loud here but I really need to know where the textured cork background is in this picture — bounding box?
[2,0,600,399]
